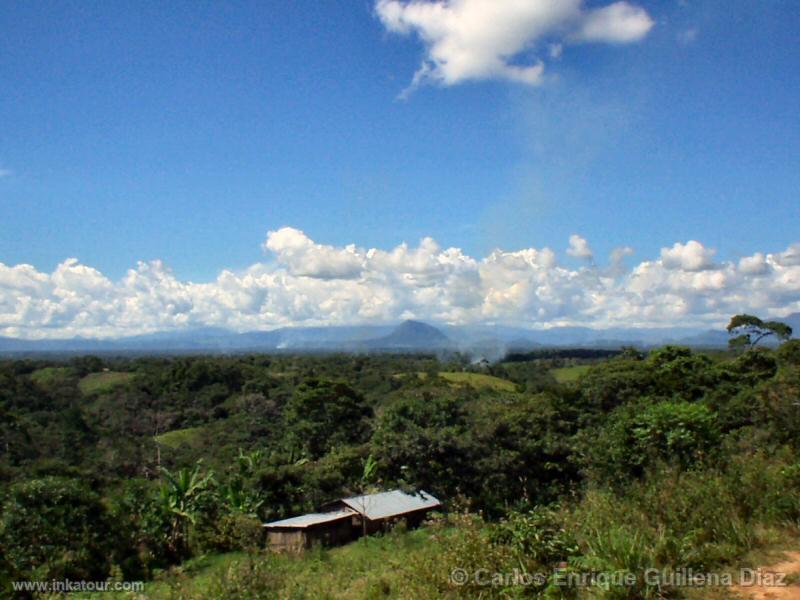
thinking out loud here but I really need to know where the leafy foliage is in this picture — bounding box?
[1,325,800,596]
[727,313,793,350]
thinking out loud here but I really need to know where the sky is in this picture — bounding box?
[1,0,799,338]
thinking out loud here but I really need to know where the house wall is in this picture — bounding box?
[267,518,356,553]
[267,506,439,552]
[307,518,356,547]
[266,529,307,553]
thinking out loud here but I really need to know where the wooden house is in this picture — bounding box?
[264,489,441,552]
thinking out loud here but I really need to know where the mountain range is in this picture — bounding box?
[0,313,797,356]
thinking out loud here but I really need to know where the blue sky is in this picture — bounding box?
[1,1,799,337]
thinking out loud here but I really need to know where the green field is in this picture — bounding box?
[550,365,591,383]
[78,371,135,395]
[29,366,73,387]
[154,426,206,449]
[437,371,518,392]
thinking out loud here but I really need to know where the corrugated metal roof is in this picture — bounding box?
[339,489,441,521]
[263,508,356,529]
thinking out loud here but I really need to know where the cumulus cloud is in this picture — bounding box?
[375,0,653,92]
[566,234,593,260]
[264,227,364,279]
[571,2,654,43]
[776,243,800,267]
[1,231,800,338]
[660,240,716,272]
[606,245,634,276]
[738,252,769,276]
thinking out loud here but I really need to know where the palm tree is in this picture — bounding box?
[159,461,215,557]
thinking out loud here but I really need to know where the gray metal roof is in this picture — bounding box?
[263,508,356,529]
[339,489,441,521]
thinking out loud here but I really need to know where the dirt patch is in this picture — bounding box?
[731,551,800,599]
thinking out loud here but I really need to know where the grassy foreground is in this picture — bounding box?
[88,518,800,600]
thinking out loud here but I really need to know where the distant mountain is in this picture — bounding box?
[670,329,730,348]
[363,320,452,350]
[780,312,800,333]
[1,315,796,356]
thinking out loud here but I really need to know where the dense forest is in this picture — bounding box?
[1,329,799,598]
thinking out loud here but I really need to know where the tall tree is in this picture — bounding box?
[727,314,792,350]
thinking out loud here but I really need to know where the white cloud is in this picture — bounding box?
[660,240,716,272]
[0,168,12,178]
[571,2,654,43]
[610,245,634,264]
[566,234,593,260]
[264,227,364,279]
[738,252,769,276]
[1,233,799,338]
[606,245,634,276]
[375,0,653,92]
[776,243,800,267]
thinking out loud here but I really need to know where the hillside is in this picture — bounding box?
[4,342,800,598]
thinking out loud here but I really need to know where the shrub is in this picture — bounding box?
[490,506,578,567]
[585,400,720,484]
[194,513,265,553]
[0,477,116,582]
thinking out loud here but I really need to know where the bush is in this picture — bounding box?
[490,506,578,567]
[585,400,720,484]
[0,477,116,582]
[723,449,800,524]
[194,513,265,553]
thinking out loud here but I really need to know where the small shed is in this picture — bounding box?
[263,508,356,553]
[263,489,441,552]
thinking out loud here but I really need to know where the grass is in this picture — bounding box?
[78,371,135,395]
[154,426,207,449]
[113,527,436,599]
[143,552,250,598]
[551,365,592,383]
[433,371,518,392]
[29,366,73,387]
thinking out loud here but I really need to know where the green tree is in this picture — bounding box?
[727,314,792,350]
[282,380,372,459]
[587,400,720,483]
[0,477,115,582]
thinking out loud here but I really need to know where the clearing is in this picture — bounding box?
[154,426,207,450]
[78,371,135,395]
[551,365,591,383]
[436,371,518,392]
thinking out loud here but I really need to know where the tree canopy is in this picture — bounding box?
[727,313,792,350]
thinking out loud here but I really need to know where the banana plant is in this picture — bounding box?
[159,460,215,557]
[220,448,266,516]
